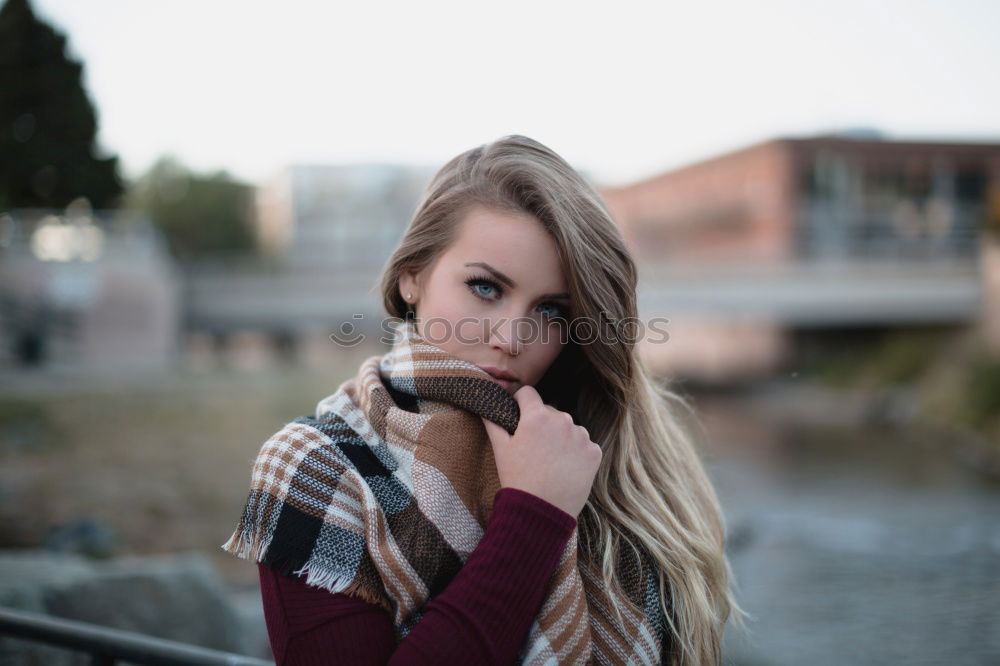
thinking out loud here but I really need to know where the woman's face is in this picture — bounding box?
[399,205,571,395]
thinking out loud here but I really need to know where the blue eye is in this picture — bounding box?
[465,275,501,300]
[537,303,563,318]
[465,274,569,321]
[473,282,495,298]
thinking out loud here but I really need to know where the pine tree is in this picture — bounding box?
[0,0,123,210]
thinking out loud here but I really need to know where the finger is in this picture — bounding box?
[481,416,510,445]
[512,384,542,410]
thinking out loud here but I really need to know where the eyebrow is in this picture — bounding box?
[464,261,570,300]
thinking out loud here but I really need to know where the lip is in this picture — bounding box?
[477,365,519,382]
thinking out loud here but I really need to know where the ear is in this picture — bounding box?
[398,268,419,304]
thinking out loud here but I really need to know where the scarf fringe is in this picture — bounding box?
[219,522,273,563]
[220,525,393,614]
[291,560,394,614]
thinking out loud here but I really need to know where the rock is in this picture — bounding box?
[0,549,265,665]
[861,385,919,428]
[42,516,118,559]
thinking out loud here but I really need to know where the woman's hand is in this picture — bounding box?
[481,384,602,518]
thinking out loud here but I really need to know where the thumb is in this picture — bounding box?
[481,416,510,447]
[511,383,542,411]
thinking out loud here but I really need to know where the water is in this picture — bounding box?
[698,395,1000,666]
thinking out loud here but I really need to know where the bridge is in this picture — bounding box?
[180,257,982,334]
[634,257,981,327]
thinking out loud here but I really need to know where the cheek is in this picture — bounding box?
[420,293,484,347]
[428,281,477,320]
[525,339,565,383]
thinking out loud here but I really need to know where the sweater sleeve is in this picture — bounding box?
[257,486,578,666]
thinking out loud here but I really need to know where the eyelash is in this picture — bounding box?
[464,274,568,320]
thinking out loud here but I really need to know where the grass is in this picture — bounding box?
[0,344,380,586]
[791,326,955,390]
[959,351,1000,429]
[864,328,952,386]
[791,323,1000,455]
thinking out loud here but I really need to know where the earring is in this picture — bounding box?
[406,292,412,301]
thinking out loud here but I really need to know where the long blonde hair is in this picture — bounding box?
[378,135,748,664]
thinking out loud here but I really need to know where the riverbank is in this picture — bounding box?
[728,379,1000,483]
[683,322,1000,484]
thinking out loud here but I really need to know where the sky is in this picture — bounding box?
[25,0,1000,188]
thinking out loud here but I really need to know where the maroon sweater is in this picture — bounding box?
[257,487,578,665]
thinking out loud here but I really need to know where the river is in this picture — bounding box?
[695,391,1000,665]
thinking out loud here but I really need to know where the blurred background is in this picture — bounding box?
[1,0,999,663]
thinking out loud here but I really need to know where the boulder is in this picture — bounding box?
[0,549,265,665]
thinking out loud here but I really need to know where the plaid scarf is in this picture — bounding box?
[221,319,669,664]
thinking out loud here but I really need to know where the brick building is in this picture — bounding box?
[596,133,1000,382]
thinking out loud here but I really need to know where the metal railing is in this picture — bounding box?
[0,606,274,666]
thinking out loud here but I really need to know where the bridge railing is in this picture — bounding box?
[0,606,273,666]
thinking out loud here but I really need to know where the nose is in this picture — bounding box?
[486,315,523,357]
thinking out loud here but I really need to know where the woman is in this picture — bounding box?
[222,135,746,665]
